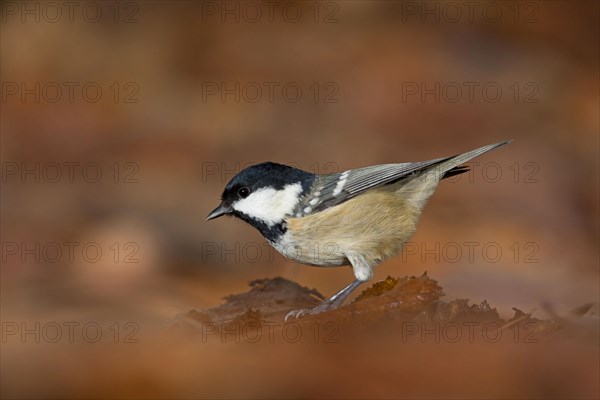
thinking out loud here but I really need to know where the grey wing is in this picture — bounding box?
[293,141,511,217]
[295,157,450,216]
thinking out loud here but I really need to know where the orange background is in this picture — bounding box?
[1,1,598,398]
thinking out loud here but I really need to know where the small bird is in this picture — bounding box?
[207,141,511,320]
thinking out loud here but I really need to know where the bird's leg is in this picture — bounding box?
[285,279,363,321]
[326,279,363,307]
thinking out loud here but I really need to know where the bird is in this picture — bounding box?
[206,140,511,320]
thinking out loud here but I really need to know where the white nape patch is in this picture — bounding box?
[232,183,303,226]
[332,170,350,196]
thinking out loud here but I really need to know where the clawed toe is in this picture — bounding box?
[284,309,308,321]
[284,301,337,321]
[284,280,365,321]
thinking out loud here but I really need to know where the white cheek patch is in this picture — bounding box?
[232,183,303,226]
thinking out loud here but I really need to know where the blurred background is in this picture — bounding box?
[1,1,598,398]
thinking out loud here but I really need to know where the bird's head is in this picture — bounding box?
[206,162,315,229]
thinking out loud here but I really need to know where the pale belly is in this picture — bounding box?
[271,189,421,268]
[271,231,349,266]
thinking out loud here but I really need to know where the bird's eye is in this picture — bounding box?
[238,187,250,198]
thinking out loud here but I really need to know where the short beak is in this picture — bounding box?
[206,203,233,221]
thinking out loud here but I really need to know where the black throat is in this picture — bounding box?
[234,212,287,243]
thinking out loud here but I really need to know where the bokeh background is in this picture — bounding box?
[1,1,598,398]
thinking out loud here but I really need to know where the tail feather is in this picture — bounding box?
[442,165,470,179]
[435,140,512,176]
[398,140,511,209]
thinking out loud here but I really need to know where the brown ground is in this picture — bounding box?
[3,275,597,399]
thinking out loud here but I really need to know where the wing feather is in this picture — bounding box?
[295,141,510,216]
[298,157,451,215]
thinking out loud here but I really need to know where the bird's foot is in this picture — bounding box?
[284,300,339,322]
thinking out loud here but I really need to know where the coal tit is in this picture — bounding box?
[207,141,511,320]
